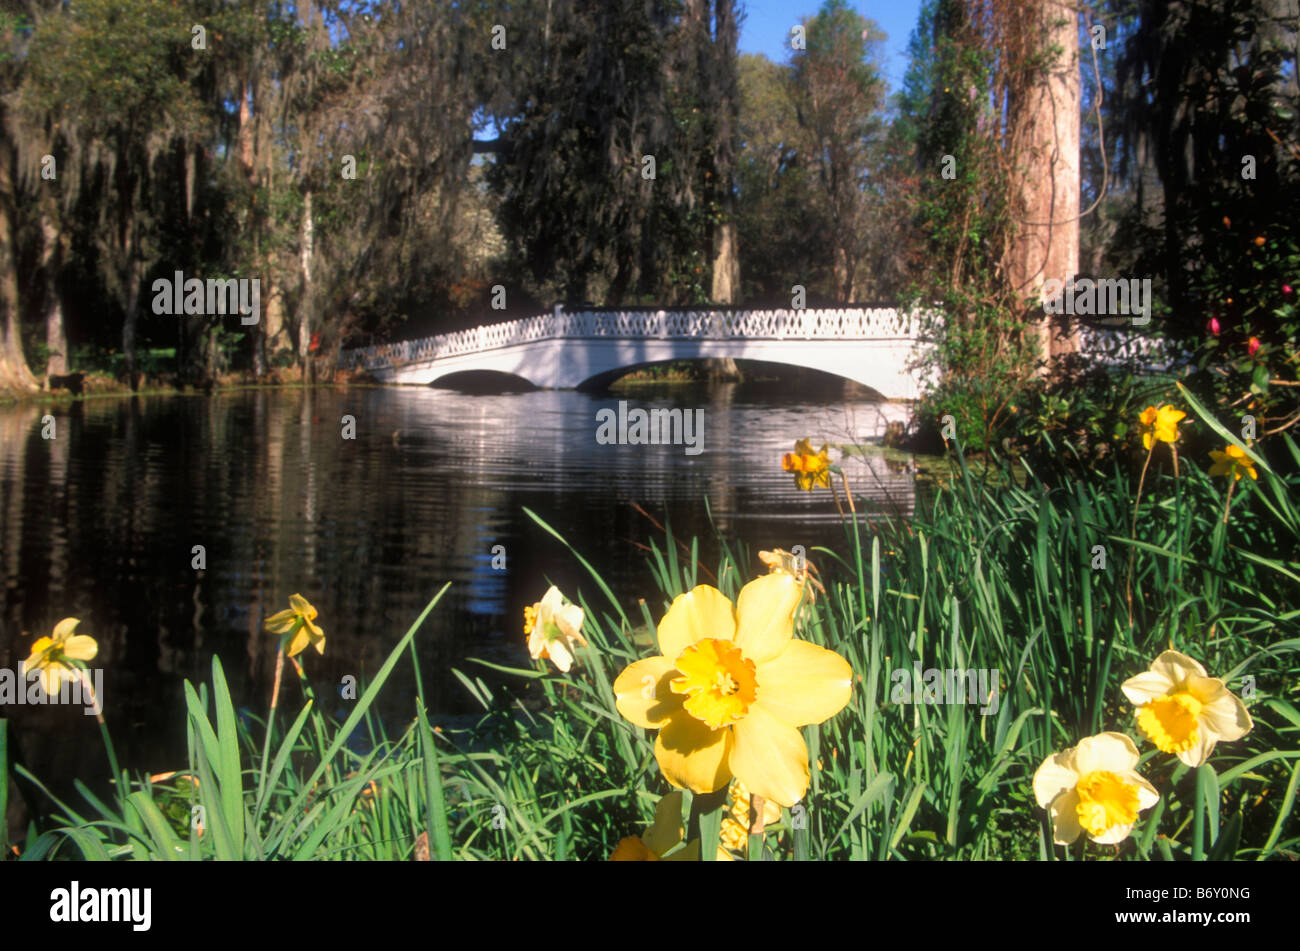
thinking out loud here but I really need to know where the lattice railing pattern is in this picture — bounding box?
[338,307,918,370]
[1078,325,1191,371]
[337,306,1188,374]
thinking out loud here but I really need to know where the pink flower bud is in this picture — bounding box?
[1284,285,1294,295]
[1248,336,1261,356]
[1208,317,1221,336]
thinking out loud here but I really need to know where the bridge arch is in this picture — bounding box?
[573,356,890,398]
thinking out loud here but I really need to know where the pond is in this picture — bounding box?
[0,380,921,801]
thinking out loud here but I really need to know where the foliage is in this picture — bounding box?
[1109,0,1300,435]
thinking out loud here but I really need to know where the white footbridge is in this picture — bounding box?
[337,305,1180,398]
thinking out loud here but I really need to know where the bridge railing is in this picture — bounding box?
[337,306,1189,374]
[338,306,924,370]
[1077,325,1193,372]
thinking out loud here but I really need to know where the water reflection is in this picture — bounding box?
[0,382,916,800]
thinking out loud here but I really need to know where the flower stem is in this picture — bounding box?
[747,793,768,862]
[1126,443,1155,629]
[269,642,286,712]
[75,667,121,796]
[1220,479,1237,526]
[839,469,857,516]
[258,644,286,801]
[1192,766,1207,861]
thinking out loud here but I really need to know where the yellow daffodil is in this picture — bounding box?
[758,548,825,605]
[781,438,832,491]
[1208,444,1258,482]
[525,586,587,673]
[264,594,325,657]
[1136,405,1186,450]
[22,618,97,695]
[1121,650,1253,767]
[609,791,699,861]
[613,573,853,808]
[1033,732,1160,846]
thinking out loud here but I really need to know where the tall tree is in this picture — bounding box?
[0,2,40,391]
[24,0,209,388]
[788,0,889,302]
[997,0,1081,364]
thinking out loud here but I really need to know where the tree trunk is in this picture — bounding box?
[834,244,856,303]
[298,189,314,380]
[0,135,38,393]
[238,79,255,180]
[123,255,142,390]
[711,221,739,303]
[1006,0,1080,371]
[41,208,67,380]
[705,0,742,383]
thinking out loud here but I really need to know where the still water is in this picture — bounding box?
[0,381,917,796]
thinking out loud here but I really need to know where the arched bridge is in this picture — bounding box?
[337,305,1181,397]
[339,305,933,399]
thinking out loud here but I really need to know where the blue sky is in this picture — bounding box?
[737,0,925,93]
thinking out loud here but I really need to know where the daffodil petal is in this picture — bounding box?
[1121,670,1174,705]
[614,656,684,728]
[40,664,69,697]
[286,624,310,657]
[729,701,809,808]
[557,604,586,642]
[733,573,801,664]
[1072,732,1140,775]
[1199,690,1253,744]
[289,593,316,617]
[1132,773,1161,811]
[661,840,701,862]
[61,635,98,662]
[656,585,736,661]
[548,637,574,672]
[642,791,685,857]
[654,711,732,794]
[1150,650,1207,684]
[52,618,81,642]
[264,609,298,634]
[754,639,852,726]
[1176,729,1216,768]
[539,585,563,610]
[1032,751,1079,810]
[609,836,654,861]
[1047,787,1084,845]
